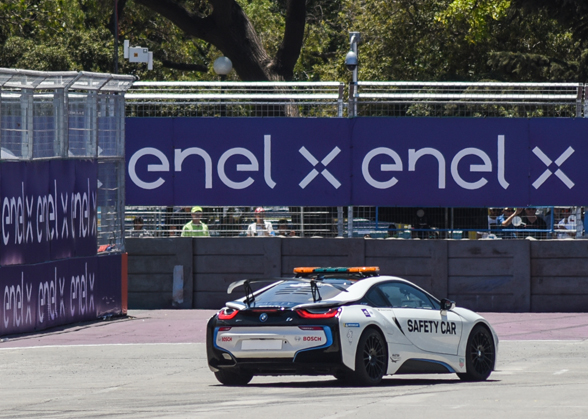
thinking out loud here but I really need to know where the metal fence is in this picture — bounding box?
[0,68,134,248]
[125,205,584,240]
[354,81,582,118]
[126,81,345,117]
[5,73,583,243]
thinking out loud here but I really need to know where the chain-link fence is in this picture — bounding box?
[125,207,339,238]
[124,205,583,240]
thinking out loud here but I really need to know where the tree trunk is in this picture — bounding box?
[133,0,306,82]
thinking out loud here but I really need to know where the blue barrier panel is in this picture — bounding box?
[0,253,122,336]
[351,118,531,206]
[1,161,31,265]
[126,117,588,207]
[125,117,351,206]
[0,159,97,266]
[96,252,123,316]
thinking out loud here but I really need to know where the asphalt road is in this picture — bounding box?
[1,311,587,419]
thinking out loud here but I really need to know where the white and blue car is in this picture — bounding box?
[206,267,498,386]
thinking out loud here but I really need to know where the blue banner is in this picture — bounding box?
[0,253,122,336]
[1,159,97,266]
[125,118,588,207]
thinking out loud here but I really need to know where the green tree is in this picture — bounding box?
[313,0,582,83]
[1,0,586,83]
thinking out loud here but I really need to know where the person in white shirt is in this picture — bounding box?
[554,207,576,239]
[247,207,274,236]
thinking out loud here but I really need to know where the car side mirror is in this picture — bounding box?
[440,298,455,311]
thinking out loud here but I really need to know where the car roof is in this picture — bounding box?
[317,275,431,304]
[226,274,435,310]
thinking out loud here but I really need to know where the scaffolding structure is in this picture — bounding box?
[0,68,135,248]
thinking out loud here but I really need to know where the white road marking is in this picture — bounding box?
[0,342,202,350]
[554,369,569,375]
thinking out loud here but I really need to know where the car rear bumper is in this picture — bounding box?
[207,323,345,375]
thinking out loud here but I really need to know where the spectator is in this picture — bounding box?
[554,207,576,239]
[496,207,519,239]
[519,207,548,239]
[181,206,210,237]
[412,209,432,239]
[129,216,153,237]
[219,207,243,237]
[387,223,398,238]
[247,207,274,236]
[277,218,296,237]
[167,207,192,236]
[487,208,502,231]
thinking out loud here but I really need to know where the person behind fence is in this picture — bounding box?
[181,206,210,237]
[277,218,296,237]
[387,223,398,238]
[168,206,192,236]
[519,207,548,239]
[497,207,519,238]
[554,207,576,239]
[412,209,436,239]
[247,207,274,236]
[487,208,502,232]
[129,216,153,237]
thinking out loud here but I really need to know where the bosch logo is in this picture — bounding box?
[220,336,232,342]
[303,336,322,342]
[259,313,268,322]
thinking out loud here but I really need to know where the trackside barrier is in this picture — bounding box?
[0,253,123,336]
[0,68,134,337]
[126,237,588,313]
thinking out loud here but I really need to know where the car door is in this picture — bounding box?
[378,282,463,355]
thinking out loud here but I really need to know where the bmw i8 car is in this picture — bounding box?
[206,267,498,386]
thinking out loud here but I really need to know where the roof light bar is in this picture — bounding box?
[293,266,380,274]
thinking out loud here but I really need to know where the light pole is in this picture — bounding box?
[213,56,232,81]
[344,32,360,237]
[114,0,119,73]
[213,56,232,116]
[345,32,361,117]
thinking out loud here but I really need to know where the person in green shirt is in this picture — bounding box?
[181,206,210,237]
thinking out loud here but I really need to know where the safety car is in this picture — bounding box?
[206,267,498,386]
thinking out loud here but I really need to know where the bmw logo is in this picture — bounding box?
[259,313,268,322]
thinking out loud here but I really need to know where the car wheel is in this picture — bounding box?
[214,369,253,386]
[351,328,388,386]
[458,324,495,381]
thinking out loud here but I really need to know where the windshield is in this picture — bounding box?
[244,279,355,308]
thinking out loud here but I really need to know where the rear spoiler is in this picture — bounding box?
[226,277,348,307]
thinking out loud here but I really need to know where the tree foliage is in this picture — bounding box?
[0,0,587,82]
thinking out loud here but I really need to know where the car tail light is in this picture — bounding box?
[295,307,340,319]
[298,326,323,331]
[217,308,239,320]
[218,327,232,331]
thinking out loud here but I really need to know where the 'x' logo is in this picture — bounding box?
[299,146,342,189]
[532,146,575,189]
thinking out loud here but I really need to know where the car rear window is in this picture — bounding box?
[249,279,354,308]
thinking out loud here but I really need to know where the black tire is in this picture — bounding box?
[351,328,388,386]
[458,324,495,381]
[214,369,253,386]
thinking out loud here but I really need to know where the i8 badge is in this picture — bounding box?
[259,313,268,322]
